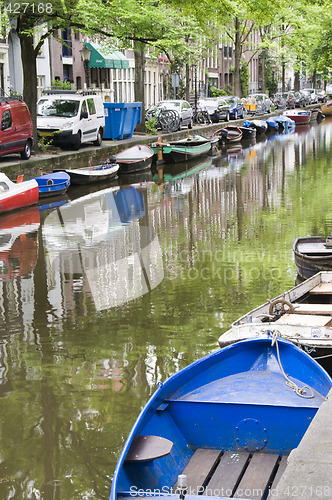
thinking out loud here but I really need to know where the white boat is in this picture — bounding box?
[218,271,332,366]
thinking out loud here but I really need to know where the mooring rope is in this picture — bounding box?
[270,330,314,399]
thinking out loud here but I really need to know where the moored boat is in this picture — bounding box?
[213,125,243,144]
[0,173,38,214]
[151,135,213,163]
[110,336,332,500]
[33,171,71,197]
[239,125,256,140]
[116,144,154,173]
[283,109,311,125]
[321,100,332,116]
[293,236,332,279]
[54,161,119,185]
[218,271,332,367]
[244,119,268,135]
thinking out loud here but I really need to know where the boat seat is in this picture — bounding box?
[292,303,332,315]
[125,435,173,462]
[310,283,332,294]
[177,449,286,499]
[275,313,332,327]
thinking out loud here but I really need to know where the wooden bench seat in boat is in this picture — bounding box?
[292,303,332,315]
[125,435,173,462]
[275,313,332,327]
[174,448,287,500]
[309,283,332,294]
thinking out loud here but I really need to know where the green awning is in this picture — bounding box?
[85,42,129,70]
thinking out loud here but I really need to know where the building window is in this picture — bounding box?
[229,46,232,58]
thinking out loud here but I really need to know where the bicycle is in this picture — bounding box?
[145,106,180,132]
[192,106,212,125]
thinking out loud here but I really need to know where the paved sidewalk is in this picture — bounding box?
[272,388,332,499]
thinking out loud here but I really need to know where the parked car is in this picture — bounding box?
[317,90,328,103]
[156,99,193,129]
[326,83,332,97]
[0,97,33,160]
[37,91,105,150]
[293,91,310,107]
[248,93,272,114]
[301,88,318,104]
[271,93,287,110]
[197,97,230,122]
[281,92,296,109]
[223,96,245,119]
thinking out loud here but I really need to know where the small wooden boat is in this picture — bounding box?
[293,236,332,279]
[213,125,243,144]
[55,161,119,185]
[33,171,70,197]
[310,108,325,121]
[111,336,332,500]
[239,125,256,140]
[283,109,311,125]
[244,119,268,135]
[0,173,38,214]
[321,100,332,116]
[116,144,154,173]
[218,271,332,367]
[151,135,213,163]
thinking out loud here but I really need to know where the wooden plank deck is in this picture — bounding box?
[177,449,287,499]
[292,303,332,315]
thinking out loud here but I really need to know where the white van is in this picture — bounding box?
[37,92,105,150]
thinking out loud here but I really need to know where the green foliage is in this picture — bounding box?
[9,86,22,99]
[145,117,157,135]
[50,79,74,90]
[210,86,227,97]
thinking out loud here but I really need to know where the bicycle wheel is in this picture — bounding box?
[160,109,180,132]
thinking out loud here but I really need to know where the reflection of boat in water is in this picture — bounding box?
[153,159,211,197]
[0,206,40,278]
[42,185,163,310]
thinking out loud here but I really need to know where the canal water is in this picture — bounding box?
[0,118,332,499]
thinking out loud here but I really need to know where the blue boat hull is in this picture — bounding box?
[34,172,70,198]
[110,337,332,500]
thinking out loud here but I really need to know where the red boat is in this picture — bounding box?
[283,109,311,124]
[0,173,39,214]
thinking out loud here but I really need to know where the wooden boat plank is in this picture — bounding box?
[275,313,332,327]
[125,435,173,462]
[268,455,288,496]
[293,303,332,315]
[310,283,332,294]
[174,448,222,491]
[297,242,332,255]
[206,450,250,494]
[234,453,279,500]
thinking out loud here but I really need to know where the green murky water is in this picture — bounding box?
[0,119,332,499]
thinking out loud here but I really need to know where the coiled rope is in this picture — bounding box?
[270,330,314,399]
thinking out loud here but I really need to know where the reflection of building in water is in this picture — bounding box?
[43,185,163,313]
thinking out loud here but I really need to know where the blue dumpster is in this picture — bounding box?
[103,102,142,140]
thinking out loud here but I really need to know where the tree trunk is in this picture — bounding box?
[294,70,300,91]
[18,31,39,151]
[185,62,190,102]
[261,49,266,94]
[234,18,242,97]
[134,42,146,133]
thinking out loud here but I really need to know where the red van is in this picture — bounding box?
[0,98,33,160]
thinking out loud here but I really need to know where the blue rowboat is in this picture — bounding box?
[110,337,332,500]
[34,171,70,198]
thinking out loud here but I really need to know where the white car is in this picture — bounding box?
[301,89,319,104]
[37,92,105,150]
[326,83,332,97]
[157,100,193,129]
